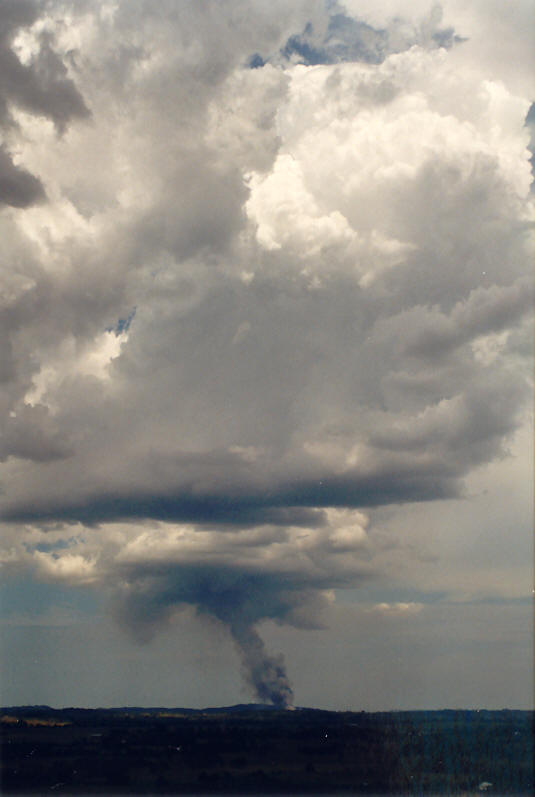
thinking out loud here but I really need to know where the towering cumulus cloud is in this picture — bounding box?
[0,1,533,705]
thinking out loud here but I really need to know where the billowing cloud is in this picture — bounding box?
[0,145,45,207]
[0,0,89,128]
[0,0,89,210]
[0,1,532,705]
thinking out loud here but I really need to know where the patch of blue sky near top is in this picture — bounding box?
[248,2,465,69]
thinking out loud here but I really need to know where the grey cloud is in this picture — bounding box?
[0,0,37,30]
[0,239,528,525]
[417,3,467,50]
[525,102,535,178]
[505,315,534,361]
[404,277,534,358]
[100,0,326,102]
[0,5,89,130]
[0,144,45,207]
[0,248,130,424]
[0,402,71,462]
[132,161,249,263]
[0,444,461,526]
[370,375,527,463]
[0,0,89,211]
[373,156,529,311]
[0,494,327,529]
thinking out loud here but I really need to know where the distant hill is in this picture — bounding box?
[1,702,300,715]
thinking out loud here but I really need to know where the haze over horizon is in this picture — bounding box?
[0,0,533,711]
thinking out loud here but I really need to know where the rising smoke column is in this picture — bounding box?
[228,621,293,708]
[197,578,296,707]
[112,562,299,707]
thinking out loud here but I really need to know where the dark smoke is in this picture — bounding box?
[113,563,297,707]
[229,621,293,708]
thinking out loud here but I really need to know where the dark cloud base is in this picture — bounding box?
[0,146,46,207]
[2,467,460,526]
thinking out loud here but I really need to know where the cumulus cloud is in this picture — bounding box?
[0,0,532,703]
[0,0,89,128]
[402,277,534,358]
[0,0,89,210]
[0,144,45,207]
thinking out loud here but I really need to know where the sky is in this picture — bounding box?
[0,0,533,711]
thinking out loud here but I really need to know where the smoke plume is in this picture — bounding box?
[108,561,316,706]
[229,622,294,708]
